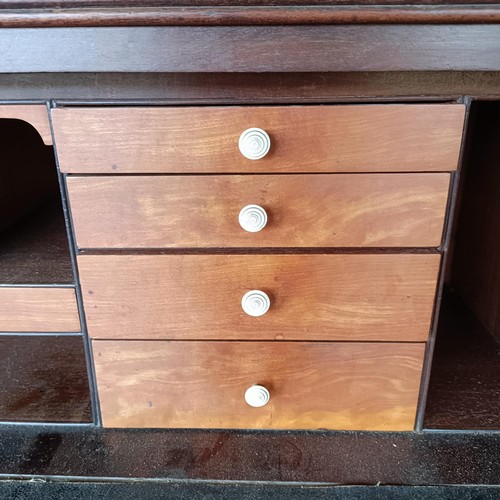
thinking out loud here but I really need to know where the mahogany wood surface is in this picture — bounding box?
[53,105,464,173]
[2,26,500,73]
[67,174,450,249]
[79,254,440,341]
[4,1,499,6]
[93,340,425,430]
[3,6,500,27]
[0,336,91,422]
[0,287,80,332]
[1,73,500,101]
[0,105,51,145]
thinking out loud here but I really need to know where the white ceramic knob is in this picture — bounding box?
[238,128,271,160]
[244,385,270,408]
[241,290,270,317]
[239,204,267,233]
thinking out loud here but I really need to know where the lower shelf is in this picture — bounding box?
[424,289,500,430]
[0,336,91,423]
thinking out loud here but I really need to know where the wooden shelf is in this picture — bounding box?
[425,289,500,430]
[0,335,91,423]
[0,199,73,285]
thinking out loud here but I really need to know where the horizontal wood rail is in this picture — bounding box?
[1,25,500,72]
[1,6,500,27]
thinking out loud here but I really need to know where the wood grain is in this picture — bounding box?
[93,340,425,430]
[0,287,80,332]
[67,174,450,249]
[2,26,500,73]
[0,105,52,145]
[78,254,440,341]
[0,335,91,422]
[4,1,499,7]
[3,6,500,27]
[53,105,464,173]
[2,73,500,102]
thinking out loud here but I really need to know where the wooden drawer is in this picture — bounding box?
[93,340,425,430]
[78,254,440,341]
[0,287,80,332]
[67,173,450,249]
[52,104,464,174]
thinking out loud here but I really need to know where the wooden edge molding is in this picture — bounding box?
[0,104,52,144]
[1,72,500,101]
[1,6,500,27]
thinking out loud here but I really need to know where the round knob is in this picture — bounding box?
[245,385,270,408]
[238,128,271,160]
[239,205,267,233]
[241,290,270,317]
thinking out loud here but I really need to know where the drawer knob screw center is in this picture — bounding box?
[241,290,271,317]
[239,204,268,232]
[239,128,271,160]
[244,385,270,407]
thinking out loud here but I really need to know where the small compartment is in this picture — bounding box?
[0,116,80,332]
[0,109,90,423]
[0,117,73,285]
[425,102,500,430]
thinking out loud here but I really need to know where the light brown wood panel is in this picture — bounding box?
[78,254,440,341]
[67,173,450,249]
[53,105,464,173]
[0,105,52,145]
[0,287,80,332]
[93,340,425,430]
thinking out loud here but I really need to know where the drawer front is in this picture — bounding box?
[93,340,425,430]
[78,254,440,341]
[53,104,464,174]
[0,288,80,332]
[67,173,450,249]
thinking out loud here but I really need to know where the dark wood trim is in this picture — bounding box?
[1,73,500,102]
[4,1,500,5]
[2,25,500,73]
[2,6,500,27]
[48,101,102,426]
[3,0,500,6]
